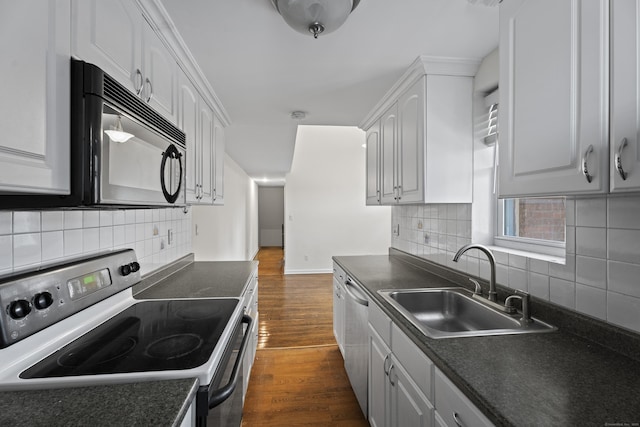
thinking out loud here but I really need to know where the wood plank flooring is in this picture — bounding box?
[242,248,368,426]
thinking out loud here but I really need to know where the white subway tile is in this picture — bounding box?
[99,211,113,227]
[549,254,575,282]
[576,198,607,227]
[135,240,146,258]
[113,225,125,247]
[496,263,509,287]
[608,260,640,298]
[145,210,153,223]
[64,211,83,230]
[13,212,41,234]
[100,227,113,250]
[576,284,607,321]
[159,209,167,222]
[13,233,41,267]
[529,259,549,275]
[0,235,12,270]
[153,209,161,223]
[508,267,528,292]
[144,239,153,257]
[550,277,576,309]
[41,212,64,232]
[125,210,137,225]
[607,291,640,334]
[135,224,146,243]
[508,254,527,270]
[83,228,100,254]
[113,210,126,225]
[575,256,607,289]
[42,231,64,262]
[608,196,640,229]
[565,199,576,227]
[529,272,550,300]
[136,209,146,224]
[0,212,12,235]
[575,227,607,259]
[83,211,100,228]
[608,228,640,264]
[565,226,575,255]
[63,229,83,256]
[125,224,136,244]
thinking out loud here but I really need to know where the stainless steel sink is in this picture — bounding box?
[377,287,556,339]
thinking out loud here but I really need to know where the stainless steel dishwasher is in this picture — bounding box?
[343,276,369,417]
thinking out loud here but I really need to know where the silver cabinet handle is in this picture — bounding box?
[453,412,465,427]
[396,185,402,201]
[376,190,380,203]
[344,280,368,306]
[135,69,143,95]
[388,364,396,386]
[145,78,153,102]
[581,144,594,183]
[383,354,391,375]
[615,138,628,180]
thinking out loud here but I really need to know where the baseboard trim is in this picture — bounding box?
[284,268,333,275]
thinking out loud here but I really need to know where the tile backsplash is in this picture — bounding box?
[0,208,192,278]
[391,196,640,335]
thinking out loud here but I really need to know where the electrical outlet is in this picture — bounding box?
[417,220,423,230]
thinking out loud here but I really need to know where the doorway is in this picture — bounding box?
[258,186,284,248]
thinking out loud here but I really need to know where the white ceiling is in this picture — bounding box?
[160,0,499,184]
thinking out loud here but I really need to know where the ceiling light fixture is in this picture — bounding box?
[104,115,134,143]
[270,0,361,39]
[290,111,307,120]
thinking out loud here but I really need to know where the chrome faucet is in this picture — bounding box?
[453,243,498,302]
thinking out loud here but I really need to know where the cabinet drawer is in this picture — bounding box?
[392,323,433,401]
[369,301,391,346]
[434,368,493,427]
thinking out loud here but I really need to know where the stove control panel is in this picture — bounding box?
[0,249,141,348]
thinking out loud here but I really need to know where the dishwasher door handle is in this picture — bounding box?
[344,280,368,307]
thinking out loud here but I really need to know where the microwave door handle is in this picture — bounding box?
[160,144,183,204]
[208,314,253,409]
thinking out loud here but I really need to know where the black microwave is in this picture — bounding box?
[2,59,186,209]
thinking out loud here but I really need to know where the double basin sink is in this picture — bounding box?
[378,287,556,339]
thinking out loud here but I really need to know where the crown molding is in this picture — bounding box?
[136,0,231,127]
[359,55,481,130]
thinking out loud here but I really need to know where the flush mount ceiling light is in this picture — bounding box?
[290,110,307,120]
[104,115,134,143]
[271,0,361,39]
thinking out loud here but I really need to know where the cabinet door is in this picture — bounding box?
[380,104,399,204]
[212,115,225,205]
[498,0,608,197]
[333,276,345,356]
[0,0,70,194]
[390,358,433,427]
[142,21,177,124]
[434,369,494,427]
[366,120,381,205]
[397,77,425,204]
[199,100,214,205]
[178,73,200,204]
[72,0,142,95]
[369,326,391,427]
[611,0,640,191]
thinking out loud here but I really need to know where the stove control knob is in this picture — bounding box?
[129,262,140,273]
[120,264,132,276]
[33,292,54,310]
[8,300,31,320]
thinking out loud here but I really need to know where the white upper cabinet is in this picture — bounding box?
[212,115,225,205]
[199,101,214,205]
[0,0,71,195]
[361,57,477,205]
[498,0,609,197]
[178,73,200,204]
[610,0,640,191]
[72,0,178,124]
[365,121,381,205]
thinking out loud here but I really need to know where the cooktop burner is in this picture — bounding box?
[20,299,238,378]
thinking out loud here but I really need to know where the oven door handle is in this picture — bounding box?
[208,314,253,409]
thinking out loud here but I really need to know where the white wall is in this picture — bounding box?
[284,125,391,274]
[192,154,259,261]
[258,187,284,247]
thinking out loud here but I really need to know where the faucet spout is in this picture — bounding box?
[453,244,498,302]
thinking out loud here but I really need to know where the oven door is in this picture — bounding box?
[197,315,253,427]
[97,101,186,207]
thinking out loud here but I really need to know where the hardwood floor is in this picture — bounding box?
[242,247,368,426]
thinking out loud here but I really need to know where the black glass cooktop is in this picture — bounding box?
[20,299,238,378]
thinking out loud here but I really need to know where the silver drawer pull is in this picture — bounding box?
[615,138,628,180]
[383,354,391,375]
[388,364,396,386]
[135,69,143,95]
[581,144,594,183]
[453,412,465,427]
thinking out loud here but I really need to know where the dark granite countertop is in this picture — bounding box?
[0,378,198,427]
[333,251,640,427]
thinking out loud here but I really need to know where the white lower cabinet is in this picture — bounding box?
[242,273,259,400]
[368,302,434,427]
[434,369,493,427]
[333,264,346,356]
[367,300,494,427]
